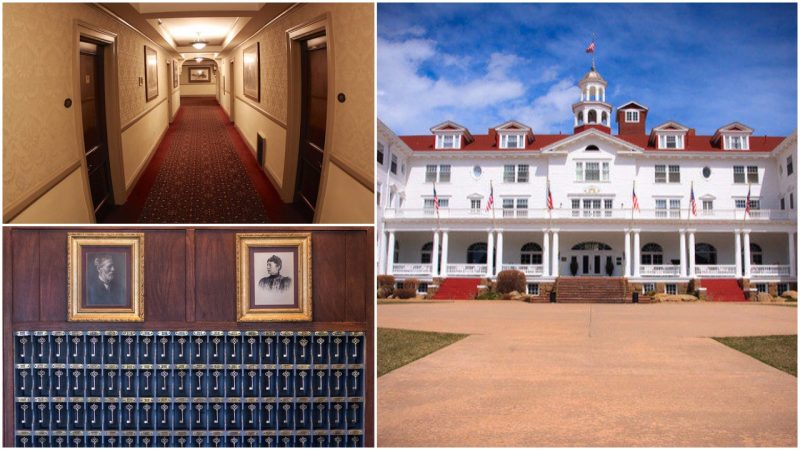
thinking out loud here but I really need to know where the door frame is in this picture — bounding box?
[285,14,335,222]
[570,248,615,276]
[229,58,235,123]
[73,21,125,216]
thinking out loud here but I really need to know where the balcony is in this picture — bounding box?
[383,208,794,222]
[640,265,682,277]
[695,265,737,277]
[446,264,485,276]
[750,265,792,277]
[392,263,431,276]
[501,264,544,276]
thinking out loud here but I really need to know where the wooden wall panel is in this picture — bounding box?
[144,230,186,322]
[37,230,68,322]
[11,230,39,322]
[194,229,237,323]
[345,231,367,322]
[312,231,348,322]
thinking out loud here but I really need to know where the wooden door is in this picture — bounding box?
[79,40,112,221]
[295,34,327,221]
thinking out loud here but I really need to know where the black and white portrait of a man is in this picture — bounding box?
[254,251,294,306]
[85,253,127,307]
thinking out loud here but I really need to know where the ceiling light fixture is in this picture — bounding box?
[192,32,207,50]
[195,57,203,63]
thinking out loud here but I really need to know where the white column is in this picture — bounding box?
[486,230,494,277]
[789,232,796,279]
[623,230,631,277]
[734,230,742,279]
[688,231,696,277]
[551,230,560,277]
[582,109,588,125]
[378,231,387,274]
[633,230,641,278]
[440,231,449,278]
[431,231,440,278]
[679,230,687,277]
[542,230,550,278]
[386,231,396,275]
[495,230,504,276]
[743,231,751,278]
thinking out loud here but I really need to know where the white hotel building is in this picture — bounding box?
[377,66,798,301]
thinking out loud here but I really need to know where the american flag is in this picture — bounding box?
[485,181,494,211]
[632,184,640,212]
[433,183,440,215]
[690,184,697,216]
[586,41,596,53]
[546,180,554,210]
[744,184,751,217]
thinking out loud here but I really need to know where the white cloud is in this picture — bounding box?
[501,79,581,133]
[378,38,526,133]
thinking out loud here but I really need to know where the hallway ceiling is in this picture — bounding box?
[100,3,291,60]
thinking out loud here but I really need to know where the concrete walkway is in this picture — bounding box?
[378,302,797,447]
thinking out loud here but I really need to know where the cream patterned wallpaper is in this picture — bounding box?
[3,3,177,214]
[225,3,375,188]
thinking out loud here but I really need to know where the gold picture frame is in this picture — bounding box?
[242,41,260,101]
[67,232,145,322]
[236,233,312,322]
[144,45,159,101]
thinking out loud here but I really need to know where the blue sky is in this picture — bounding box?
[378,3,797,136]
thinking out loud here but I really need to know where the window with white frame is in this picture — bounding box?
[658,134,684,149]
[526,283,539,295]
[746,166,759,184]
[665,284,677,295]
[436,133,460,149]
[423,197,449,214]
[655,198,681,218]
[788,156,794,176]
[641,243,664,265]
[502,198,529,217]
[417,282,429,294]
[470,198,481,213]
[791,193,794,209]
[570,198,612,217]
[777,283,789,295]
[503,164,529,183]
[655,165,680,183]
[735,198,760,210]
[724,135,749,150]
[500,133,525,149]
[733,166,745,183]
[625,110,639,123]
[702,200,713,215]
[755,283,767,293]
[377,188,381,206]
[377,143,385,165]
[643,283,655,293]
[425,165,451,183]
[520,243,543,265]
[390,155,398,174]
[576,161,609,182]
[781,197,785,210]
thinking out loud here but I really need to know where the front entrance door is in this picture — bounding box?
[79,39,112,222]
[295,34,328,221]
[570,242,614,276]
[576,252,603,274]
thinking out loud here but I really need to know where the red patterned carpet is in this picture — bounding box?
[106,97,306,223]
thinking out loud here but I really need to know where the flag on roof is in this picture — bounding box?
[690,183,697,216]
[546,179,554,210]
[486,181,494,212]
[586,41,595,53]
[632,183,640,212]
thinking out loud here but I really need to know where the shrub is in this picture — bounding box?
[377,275,395,287]
[781,290,797,301]
[495,270,526,294]
[394,287,417,299]
[376,286,393,299]
[475,291,500,300]
[403,278,419,290]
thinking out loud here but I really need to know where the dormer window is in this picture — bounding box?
[436,133,460,149]
[625,110,639,123]
[658,134,684,149]
[500,133,524,149]
[724,135,749,150]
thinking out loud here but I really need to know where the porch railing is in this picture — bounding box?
[750,265,792,277]
[392,263,431,276]
[695,264,737,277]
[383,208,795,222]
[447,264,486,276]
[640,265,682,277]
[501,264,544,276]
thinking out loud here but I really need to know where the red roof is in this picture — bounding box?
[400,131,785,153]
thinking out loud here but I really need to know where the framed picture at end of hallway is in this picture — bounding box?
[243,42,260,101]
[172,59,178,89]
[67,232,145,322]
[236,232,312,322]
[144,45,158,101]
[189,67,211,83]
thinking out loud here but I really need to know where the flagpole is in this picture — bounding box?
[592,33,596,70]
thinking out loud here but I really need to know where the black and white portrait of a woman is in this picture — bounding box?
[254,251,294,306]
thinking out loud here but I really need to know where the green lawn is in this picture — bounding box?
[714,335,797,377]
[378,328,469,377]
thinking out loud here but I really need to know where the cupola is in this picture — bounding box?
[572,67,612,134]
